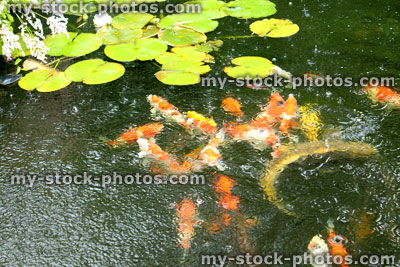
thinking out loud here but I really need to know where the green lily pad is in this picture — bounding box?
[194,40,223,52]
[184,0,228,19]
[19,69,71,92]
[155,71,200,85]
[44,32,103,57]
[104,38,167,62]
[156,46,207,64]
[225,0,276,19]
[65,59,125,85]
[96,26,143,45]
[142,25,160,38]
[155,46,212,85]
[223,56,275,78]
[111,13,154,30]
[158,13,219,33]
[250,18,299,37]
[158,27,207,46]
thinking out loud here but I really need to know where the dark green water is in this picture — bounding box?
[1,0,400,266]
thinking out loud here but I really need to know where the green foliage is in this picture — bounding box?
[224,56,276,78]
[19,70,71,92]
[250,19,299,37]
[65,59,125,84]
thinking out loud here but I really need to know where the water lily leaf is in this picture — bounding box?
[65,59,125,85]
[250,18,299,37]
[194,40,223,53]
[156,46,207,64]
[184,0,228,19]
[155,46,212,85]
[142,25,160,38]
[96,26,143,45]
[19,69,71,92]
[223,56,275,78]
[155,71,200,85]
[104,38,167,62]
[161,61,211,74]
[158,13,219,33]
[111,13,154,30]
[225,0,276,19]
[44,32,103,57]
[159,27,207,46]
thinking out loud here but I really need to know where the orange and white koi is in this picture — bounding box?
[187,111,218,135]
[363,84,400,108]
[147,95,190,129]
[213,174,240,227]
[108,122,164,146]
[199,131,225,170]
[279,94,298,134]
[137,138,189,174]
[176,198,198,249]
[221,97,243,117]
[224,121,280,152]
[307,235,330,267]
[255,92,286,127]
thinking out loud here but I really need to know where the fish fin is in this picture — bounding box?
[327,219,335,231]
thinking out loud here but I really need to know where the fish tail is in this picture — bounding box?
[327,219,335,231]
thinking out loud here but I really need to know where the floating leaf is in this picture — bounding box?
[142,25,160,38]
[104,38,167,62]
[19,69,71,92]
[65,59,125,85]
[158,13,219,33]
[194,40,223,53]
[155,71,200,85]
[155,46,212,85]
[159,27,207,46]
[96,26,142,45]
[111,13,154,30]
[184,0,228,19]
[223,56,275,78]
[44,32,103,57]
[250,18,299,37]
[225,0,276,19]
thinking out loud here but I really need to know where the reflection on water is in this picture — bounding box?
[0,0,400,265]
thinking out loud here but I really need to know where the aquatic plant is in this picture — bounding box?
[1,0,299,90]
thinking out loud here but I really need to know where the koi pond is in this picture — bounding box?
[0,0,399,266]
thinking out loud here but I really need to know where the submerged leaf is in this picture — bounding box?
[250,18,299,37]
[65,59,125,84]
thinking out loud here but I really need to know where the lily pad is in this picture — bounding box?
[96,26,143,45]
[155,46,212,85]
[225,0,276,19]
[104,38,167,62]
[155,71,200,85]
[65,59,125,85]
[142,25,160,38]
[156,46,207,64]
[223,56,275,78]
[158,27,207,46]
[250,18,299,37]
[19,70,71,92]
[158,13,219,33]
[44,32,103,57]
[184,0,228,19]
[111,13,154,30]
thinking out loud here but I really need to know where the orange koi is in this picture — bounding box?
[222,97,243,117]
[187,111,218,135]
[363,84,400,108]
[199,132,224,170]
[279,94,298,134]
[137,138,190,174]
[213,174,240,227]
[176,199,198,249]
[108,122,164,146]
[147,95,190,129]
[327,230,350,267]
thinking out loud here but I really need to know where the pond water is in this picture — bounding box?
[0,0,399,266]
